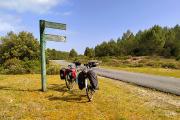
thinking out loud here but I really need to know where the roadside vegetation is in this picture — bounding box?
[0,31,69,75]
[95,56,180,78]
[102,66,180,78]
[70,55,180,78]
[0,74,179,120]
[0,32,40,74]
[98,56,180,69]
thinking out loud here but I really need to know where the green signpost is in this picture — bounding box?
[39,20,66,92]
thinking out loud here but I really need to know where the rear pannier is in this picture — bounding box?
[77,71,86,90]
[65,68,76,79]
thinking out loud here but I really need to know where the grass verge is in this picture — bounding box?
[101,66,180,78]
[0,74,179,120]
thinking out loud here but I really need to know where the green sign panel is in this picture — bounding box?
[44,34,66,42]
[39,20,66,92]
[44,21,66,30]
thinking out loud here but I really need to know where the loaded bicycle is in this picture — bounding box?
[60,64,76,90]
[60,63,98,101]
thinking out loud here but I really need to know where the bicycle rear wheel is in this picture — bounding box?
[65,74,75,90]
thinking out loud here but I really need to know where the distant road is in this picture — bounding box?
[53,60,180,96]
[52,60,70,67]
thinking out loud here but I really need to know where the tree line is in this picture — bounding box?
[84,25,180,59]
[47,48,69,60]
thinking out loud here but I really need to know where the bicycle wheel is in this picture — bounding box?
[65,74,75,90]
[85,79,94,101]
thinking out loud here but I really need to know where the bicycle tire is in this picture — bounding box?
[86,85,94,101]
[65,74,75,90]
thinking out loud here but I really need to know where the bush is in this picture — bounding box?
[47,65,60,75]
[0,66,4,74]
[176,55,180,61]
[161,63,177,69]
[122,60,130,64]
[117,56,131,60]
[145,61,161,68]
[23,60,41,74]
[3,58,26,74]
[129,63,144,67]
[1,58,41,74]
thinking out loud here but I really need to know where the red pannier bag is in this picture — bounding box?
[65,68,76,79]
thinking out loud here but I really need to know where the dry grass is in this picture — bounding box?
[0,74,179,120]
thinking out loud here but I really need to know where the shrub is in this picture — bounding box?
[0,66,4,74]
[3,58,26,74]
[146,61,161,68]
[129,63,144,67]
[118,56,131,60]
[122,60,130,64]
[138,59,148,64]
[161,63,177,69]
[176,55,180,61]
[23,60,41,74]
[47,65,60,75]
[1,58,41,74]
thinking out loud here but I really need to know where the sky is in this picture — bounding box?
[0,0,180,54]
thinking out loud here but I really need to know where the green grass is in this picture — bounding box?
[101,66,180,78]
[0,74,179,120]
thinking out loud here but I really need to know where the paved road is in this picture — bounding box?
[52,60,71,67]
[53,60,180,96]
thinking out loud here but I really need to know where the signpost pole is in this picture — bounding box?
[39,20,66,92]
[40,20,46,92]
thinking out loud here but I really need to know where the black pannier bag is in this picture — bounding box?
[60,68,66,80]
[77,71,86,90]
[87,70,98,89]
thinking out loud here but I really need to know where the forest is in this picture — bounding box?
[84,25,180,60]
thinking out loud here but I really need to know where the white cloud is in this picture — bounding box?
[0,13,24,33]
[51,11,72,16]
[62,11,72,16]
[0,0,68,14]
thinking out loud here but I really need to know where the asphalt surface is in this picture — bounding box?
[53,60,180,96]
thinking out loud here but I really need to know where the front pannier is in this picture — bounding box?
[60,68,66,80]
[87,70,98,89]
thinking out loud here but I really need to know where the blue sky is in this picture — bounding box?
[0,0,180,54]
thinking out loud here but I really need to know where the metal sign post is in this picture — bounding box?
[39,20,66,92]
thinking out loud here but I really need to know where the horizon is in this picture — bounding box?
[0,0,180,54]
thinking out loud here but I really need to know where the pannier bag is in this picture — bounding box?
[77,71,86,90]
[60,68,66,80]
[65,68,76,79]
[87,70,98,89]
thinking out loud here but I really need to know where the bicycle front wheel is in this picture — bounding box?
[85,79,94,101]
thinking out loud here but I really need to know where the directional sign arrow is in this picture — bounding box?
[44,20,66,30]
[44,34,66,42]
